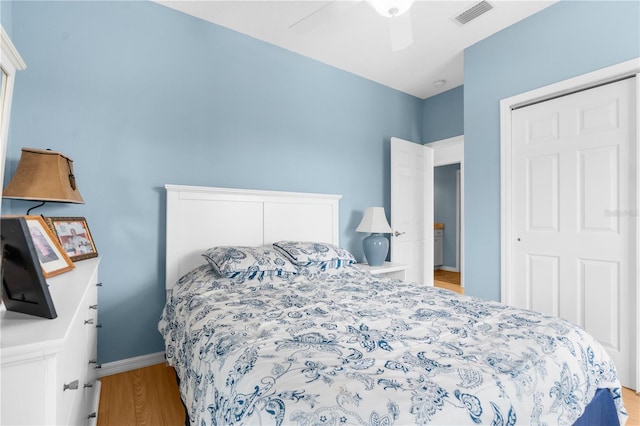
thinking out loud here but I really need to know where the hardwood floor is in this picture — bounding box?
[98,363,639,425]
[98,363,185,426]
[624,387,640,425]
[434,269,463,294]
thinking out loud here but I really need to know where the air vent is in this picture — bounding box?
[454,1,493,25]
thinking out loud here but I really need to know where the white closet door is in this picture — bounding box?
[511,77,636,388]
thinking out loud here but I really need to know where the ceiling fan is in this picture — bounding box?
[368,0,416,51]
[289,0,417,52]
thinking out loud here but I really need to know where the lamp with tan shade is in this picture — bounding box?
[3,148,84,214]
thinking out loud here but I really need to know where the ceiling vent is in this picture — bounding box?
[454,1,493,25]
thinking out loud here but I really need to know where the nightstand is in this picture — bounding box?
[358,261,407,280]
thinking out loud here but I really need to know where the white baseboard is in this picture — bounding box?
[97,351,166,378]
[435,265,460,272]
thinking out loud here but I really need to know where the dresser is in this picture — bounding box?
[1,257,101,425]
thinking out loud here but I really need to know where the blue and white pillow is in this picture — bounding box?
[272,241,356,270]
[202,246,297,281]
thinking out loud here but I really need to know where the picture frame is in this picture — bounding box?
[44,216,98,262]
[23,215,75,278]
[1,216,58,318]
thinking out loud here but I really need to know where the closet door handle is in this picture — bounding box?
[393,231,406,237]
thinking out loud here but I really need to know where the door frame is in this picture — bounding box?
[500,57,640,390]
[425,135,464,287]
[0,26,27,211]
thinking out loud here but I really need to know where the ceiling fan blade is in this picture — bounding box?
[288,1,336,30]
[289,1,363,35]
[389,10,413,51]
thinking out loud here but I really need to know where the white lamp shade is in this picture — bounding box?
[356,207,392,234]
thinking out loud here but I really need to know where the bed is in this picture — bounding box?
[159,184,628,425]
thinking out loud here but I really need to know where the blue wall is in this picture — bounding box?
[422,85,463,143]
[464,0,640,301]
[434,163,460,269]
[3,1,423,363]
[1,0,12,36]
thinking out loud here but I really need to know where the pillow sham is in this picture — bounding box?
[272,241,356,269]
[202,246,297,280]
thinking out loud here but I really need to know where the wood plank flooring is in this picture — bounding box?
[98,363,639,425]
[434,269,463,294]
[98,363,185,426]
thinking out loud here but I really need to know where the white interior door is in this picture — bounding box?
[510,77,637,388]
[390,137,434,285]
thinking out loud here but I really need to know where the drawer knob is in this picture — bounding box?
[89,304,98,310]
[84,319,94,325]
[63,380,79,391]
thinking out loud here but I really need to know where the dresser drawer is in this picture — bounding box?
[1,258,101,426]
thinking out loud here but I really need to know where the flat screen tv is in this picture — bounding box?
[1,217,57,319]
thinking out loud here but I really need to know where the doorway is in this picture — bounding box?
[434,163,462,294]
[426,135,464,292]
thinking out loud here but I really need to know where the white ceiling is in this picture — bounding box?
[154,0,557,99]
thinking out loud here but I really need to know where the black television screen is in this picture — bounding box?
[1,217,57,319]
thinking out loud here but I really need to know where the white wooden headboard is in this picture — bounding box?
[165,184,342,289]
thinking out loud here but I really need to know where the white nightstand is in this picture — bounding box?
[358,262,407,280]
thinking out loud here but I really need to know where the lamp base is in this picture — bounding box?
[362,233,389,266]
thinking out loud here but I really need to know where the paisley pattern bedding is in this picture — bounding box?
[159,264,627,425]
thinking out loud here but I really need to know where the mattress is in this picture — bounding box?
[159,264,627,425]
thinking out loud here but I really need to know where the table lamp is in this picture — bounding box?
[356,207,392,266]
[3,148,84,214]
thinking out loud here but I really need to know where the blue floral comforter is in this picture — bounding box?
[158,265,627,425]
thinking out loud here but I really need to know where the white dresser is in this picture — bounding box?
[1,257,101,425]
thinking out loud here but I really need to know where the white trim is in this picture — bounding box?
[97,351,166,378]
[636,71,640,393]
[456,169,461,272]
[437,265,459,273]
[425,135,464,287]
[0,26,27,211]
[500,58,640,391]
[0,27,27,71]
[426,135,463,167]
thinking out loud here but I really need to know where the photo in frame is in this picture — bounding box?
[45,216,98,262]
[23,215,75,278]
[1,216,58,318]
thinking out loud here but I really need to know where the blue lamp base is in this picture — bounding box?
[362,233,389,266]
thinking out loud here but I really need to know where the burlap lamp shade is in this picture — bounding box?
[3,148,84,203]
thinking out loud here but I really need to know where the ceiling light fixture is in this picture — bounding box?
[433,79,447,88]
[369,0,415,18]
